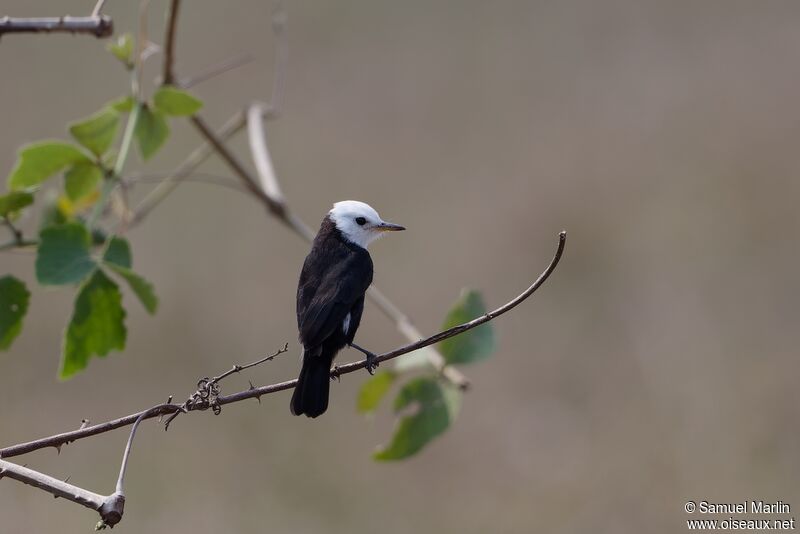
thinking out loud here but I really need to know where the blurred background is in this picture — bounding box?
[2,1,800,532]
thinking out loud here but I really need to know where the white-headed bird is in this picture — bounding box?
[291,200,405,417]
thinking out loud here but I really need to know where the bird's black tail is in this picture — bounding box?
[290,348,334,418]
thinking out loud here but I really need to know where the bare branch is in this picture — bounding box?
[247,103,285,204]
[0,459,105,509]
[162,0,181,85]
[0,16,113,38]
[0,459,126,528]
[189,115,293,219]
[0,404,179,459]
[0,231,565,459]
[0,218,36,251]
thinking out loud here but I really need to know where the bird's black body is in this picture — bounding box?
[291,216,374,417]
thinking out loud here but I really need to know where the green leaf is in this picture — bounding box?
[357,370,397,414]
[102,236,131,269]
[61,270,126,379]
[0,191,34,217]
[109,96,134,113]
[101,236,158,314]
[64,162,103,202]
[69,108,120,156]
[107,265,158,314]
[153,86,203,116]
[36,222,95,285]
[0,276,30,350]
[107,33,133,67]
[373,377,461,461]
[438,290,495,365]
[134,106,170,160]
[7,141,90,190]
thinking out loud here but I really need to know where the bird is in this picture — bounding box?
[291,200,405,418]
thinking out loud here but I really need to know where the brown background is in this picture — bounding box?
[1,1,799,532]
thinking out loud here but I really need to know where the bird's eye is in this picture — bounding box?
[355,217,366,226]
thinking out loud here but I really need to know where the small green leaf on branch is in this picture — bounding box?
[69,108,121,156]
[106,265,158,314]
[153,86,203,116]
[0,275,30,350]
[134,106,170,160]
[102,236,131,269]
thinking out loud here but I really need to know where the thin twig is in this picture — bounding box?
[115,404,175,494]
[133,0,152,100]
[0,238,38,252]
[177,53,255,90]
[210,343,290,384]
[126,171,248,193]
[0,231,565,459]
[162,0,181,85]
[91,0,108,18]
[2,217,23,243]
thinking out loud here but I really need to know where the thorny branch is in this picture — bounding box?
[162,343,290,429]
[1,230,566,462]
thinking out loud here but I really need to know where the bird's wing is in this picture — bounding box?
[299,253,372,348]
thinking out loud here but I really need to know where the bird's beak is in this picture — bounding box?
[375,221,406,232]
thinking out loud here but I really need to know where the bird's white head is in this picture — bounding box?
[328,200,405,249]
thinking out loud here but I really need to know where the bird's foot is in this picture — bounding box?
[364,352,379,375]
[331,365,341,382]
[350,342,380,375]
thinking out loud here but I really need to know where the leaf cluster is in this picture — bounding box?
[0,36,203,378]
